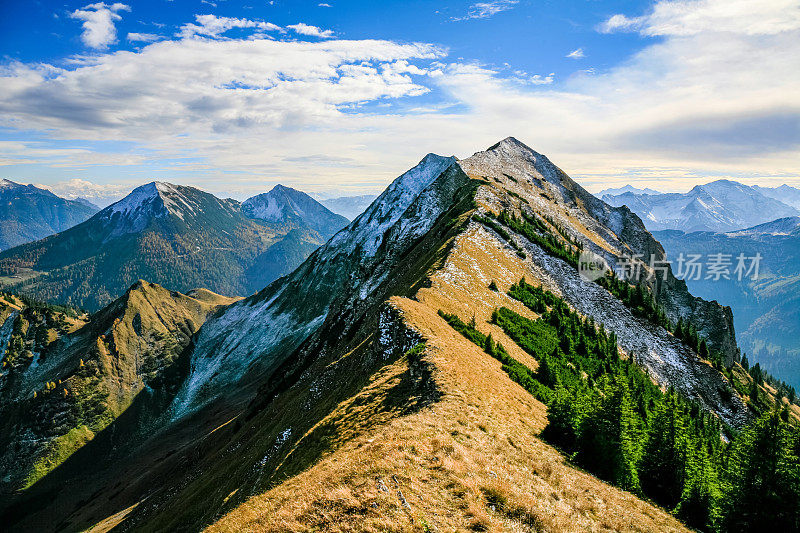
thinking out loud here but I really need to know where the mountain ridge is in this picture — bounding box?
[2,139,778,532]
[603,180,800,232]
[0,181,345,311]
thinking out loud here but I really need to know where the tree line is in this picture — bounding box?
[439,279,800,531]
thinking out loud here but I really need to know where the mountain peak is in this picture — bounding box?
[97,181,198,235]
[268,183,295,193]
[487,136,527,151]
[460,136,565,189]
[242,184,348,238]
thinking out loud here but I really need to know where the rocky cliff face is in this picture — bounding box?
[459,137,738,365]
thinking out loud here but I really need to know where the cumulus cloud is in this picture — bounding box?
[287,23,335,38]
[529,73,554,85]
[70,2,130,49]
[178,14,282,39]
[453,1,518,21]
[0,39,444,139]
[566,47,585,59]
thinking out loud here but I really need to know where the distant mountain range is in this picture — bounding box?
[655,216,800,389]
[597,184,661,197]
[0,179,99,251]
[602,179,800,233]
[0,182,347,310]
[320,194,378,220]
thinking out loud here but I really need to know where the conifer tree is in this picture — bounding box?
[483,333,495,356]
[721,411,800,531]
[639,393,688,507]
[675,440,721,530]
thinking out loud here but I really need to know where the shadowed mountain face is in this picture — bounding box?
[0,179,98,252]
[0,140,758,532]
[0,182,346,311]
[655,216,800,389]
[602,179,800,233]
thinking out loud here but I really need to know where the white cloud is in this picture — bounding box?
[70,2,130,49]
[37,178,133,206]
[529,73,554,85]
[453,1,518,21]
[287,23,335,38]
[599,14,643,34]
[318,3,332,7]
[178,14,282,39]
[601,0,800,36]
[566,47,584,59]
[127,32,161,43]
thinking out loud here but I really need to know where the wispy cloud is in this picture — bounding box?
[566,47,584,59]
[318,3,332,7]
[69,2,130,49]
[452,0,518,21]
[127,32,161,43]
[287,23,335,38]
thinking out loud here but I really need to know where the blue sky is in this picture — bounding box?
[1,0,798,204]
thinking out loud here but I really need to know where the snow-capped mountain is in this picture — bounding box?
[726,215,800,237]
[602,179,800,233]
[0,182,335,310]
[0,179,98,251]
[172,152,457,415]
[242,184,347,238]
[320,193,378,220]
[173,141,740,422]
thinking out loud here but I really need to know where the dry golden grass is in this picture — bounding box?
[206,225,689,533]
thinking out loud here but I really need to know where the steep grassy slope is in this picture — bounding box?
[0,282,237,492]
[1,140,754,532]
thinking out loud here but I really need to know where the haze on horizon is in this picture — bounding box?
[1,0,798,203]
